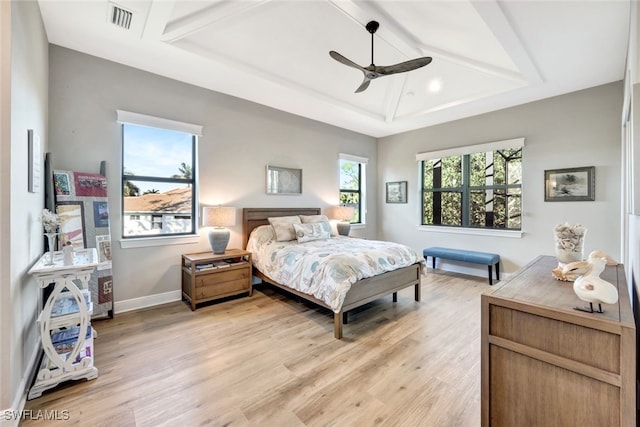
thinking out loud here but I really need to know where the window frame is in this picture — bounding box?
[117,110,202,243]
[339,154,368,225]
[417,138,524,232]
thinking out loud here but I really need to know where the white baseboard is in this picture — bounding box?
[1,343,41,427]
[426,262,511,284]
[114,290,182,314]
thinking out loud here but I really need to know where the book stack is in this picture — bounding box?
[50,291,91,318]
[195,260,231,271]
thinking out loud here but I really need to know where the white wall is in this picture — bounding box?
[48,45,377,307]
[378,82,622,277]
[625,0,640,306]
[2,0,49,420]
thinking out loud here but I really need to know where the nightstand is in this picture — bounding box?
[181,249,252,310]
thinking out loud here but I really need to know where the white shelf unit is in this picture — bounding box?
[28,248,99,399]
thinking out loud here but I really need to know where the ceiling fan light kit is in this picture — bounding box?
[330,20,432,93]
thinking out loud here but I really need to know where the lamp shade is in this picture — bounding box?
[202,206,236,228]
[327,206,355,221]
[327,206,355,236]
[202,207,236,254]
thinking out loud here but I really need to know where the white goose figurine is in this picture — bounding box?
[562,255,618,313]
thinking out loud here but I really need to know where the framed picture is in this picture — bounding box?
[544,166,595,201]
[386,181,407,203]
[266,165,302,195]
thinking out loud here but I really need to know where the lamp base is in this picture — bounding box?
[336,221,351,237]
[208,228,230,254]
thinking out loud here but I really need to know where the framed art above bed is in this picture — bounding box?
[266,165,302,195]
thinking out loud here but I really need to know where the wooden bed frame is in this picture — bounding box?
[242,207,422,339]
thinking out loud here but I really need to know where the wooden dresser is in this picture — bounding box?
[481,255,635,426]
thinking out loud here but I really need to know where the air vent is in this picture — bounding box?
[109,3,132,30]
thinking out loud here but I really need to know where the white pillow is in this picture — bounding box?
[268,216,302,242]
[248,225,275,246]
[293,223,331,243]
[299,214,335,236]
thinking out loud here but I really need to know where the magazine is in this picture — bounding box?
[50,291,91,317]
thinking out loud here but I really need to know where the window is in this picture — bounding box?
[117,111,202,239]
[339,154,367,224]
[418,139,523,230]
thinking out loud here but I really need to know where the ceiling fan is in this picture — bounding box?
[329,20,432,93]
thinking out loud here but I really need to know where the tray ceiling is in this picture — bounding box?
[38,0,631,137]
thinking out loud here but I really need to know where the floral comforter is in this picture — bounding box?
[247,228,424,312]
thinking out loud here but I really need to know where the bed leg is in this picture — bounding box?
[334,312,343,339]
[414,283,421,301]
[392,292,398,302]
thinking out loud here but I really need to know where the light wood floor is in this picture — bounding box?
[22,270,490,427]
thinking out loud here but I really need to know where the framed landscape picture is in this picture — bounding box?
[386,181,407,203]
[544,166,595,201]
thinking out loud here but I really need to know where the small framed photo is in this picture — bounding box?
[544,166,595,201]
[386,181,407,203]
[266,165,302,195]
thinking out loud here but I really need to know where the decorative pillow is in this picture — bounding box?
[293,223,331,243]
[268,216,302,242]
[299,214,335,236]
[248,224,275,246]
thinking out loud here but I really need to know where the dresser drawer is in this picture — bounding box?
[489,304,620,373]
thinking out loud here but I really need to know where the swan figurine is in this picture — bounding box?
[562,254,618,313]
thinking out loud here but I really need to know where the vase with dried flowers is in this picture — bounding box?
[41,208,60,265]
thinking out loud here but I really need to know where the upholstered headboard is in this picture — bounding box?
[242,207,321,249]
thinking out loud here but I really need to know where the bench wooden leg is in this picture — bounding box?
[415,283,421,301]
[488,265,493,286]
[432,256,436,269]
[496,262,500,281]
[392,292,397,302]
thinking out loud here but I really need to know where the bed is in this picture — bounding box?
[242,207,424,339]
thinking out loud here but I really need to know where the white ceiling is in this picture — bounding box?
[37,0,631,138]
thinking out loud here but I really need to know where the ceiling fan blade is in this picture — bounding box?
[355,78,371,93]
[375,56,433,76]
[329,51,366,72]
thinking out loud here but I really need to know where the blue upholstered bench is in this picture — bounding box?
[423,247,500,285]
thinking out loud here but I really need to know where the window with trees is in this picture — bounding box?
[117,111,201,238]
[339,154,367,224]
[418,139,523,230]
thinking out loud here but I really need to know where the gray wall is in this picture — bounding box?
[3,0,49,415]
[378,82,623,277]
[48,45,378,306]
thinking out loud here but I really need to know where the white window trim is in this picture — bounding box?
[119,235,200,249]
[118,110,202,243]
[339,153,369,165]
[116,110,203,136]
[417,225,523,238]
[415,137,525,161]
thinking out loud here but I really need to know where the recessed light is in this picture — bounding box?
[427,79,442,93]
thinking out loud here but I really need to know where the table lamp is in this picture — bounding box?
[203,206,236,254]
[328,206,355,236]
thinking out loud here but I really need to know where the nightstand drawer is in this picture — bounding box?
[197,279,249,299]
[196,268,249,288]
